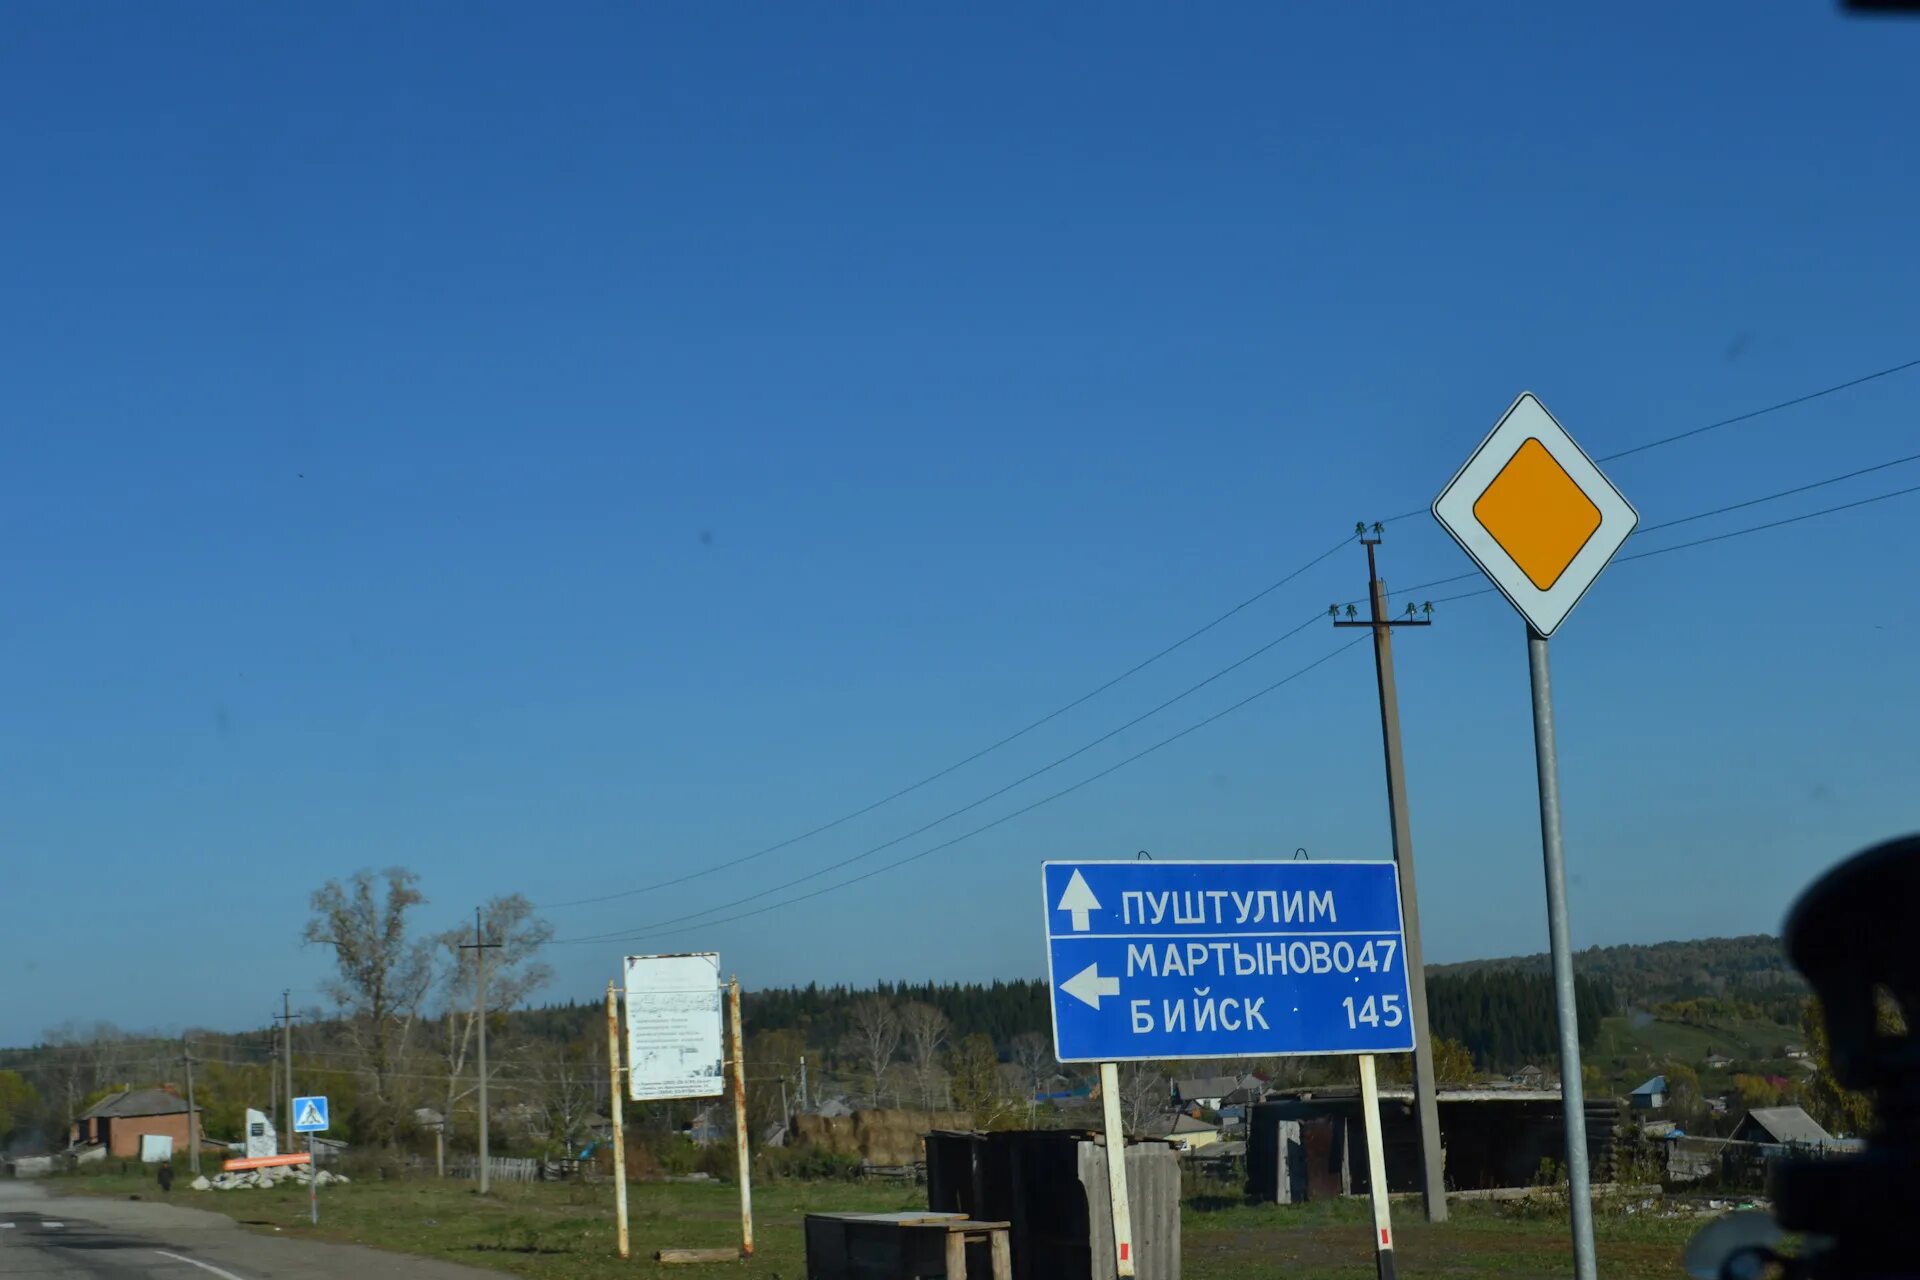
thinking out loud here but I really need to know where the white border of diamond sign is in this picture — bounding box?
[1431,391,1638,638]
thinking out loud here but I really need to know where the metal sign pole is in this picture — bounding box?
[1097,1062,1135,1278]
[1356,1055,1396,1280]
[605,981,630,1260]
[308,1134,318,1225]
[728,976,755,1259]
[1527,628,1597,1280]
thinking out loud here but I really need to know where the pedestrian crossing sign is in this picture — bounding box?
[293,1095,330,1133]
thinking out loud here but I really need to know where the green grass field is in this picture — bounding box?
[64,1168,1703,1279]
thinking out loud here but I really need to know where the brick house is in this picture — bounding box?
[71,1087,202,1158]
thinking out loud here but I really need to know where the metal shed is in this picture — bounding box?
[925,1129,1181,1280]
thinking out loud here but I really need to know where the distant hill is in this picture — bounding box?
[1432,935,1804,1014]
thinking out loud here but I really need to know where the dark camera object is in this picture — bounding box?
[1692,834,1920,1279]
[1771,834,1920,1276]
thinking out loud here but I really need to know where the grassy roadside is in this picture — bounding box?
[57,1168,1699,1279]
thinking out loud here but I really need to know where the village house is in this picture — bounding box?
[70,1087,202,1159]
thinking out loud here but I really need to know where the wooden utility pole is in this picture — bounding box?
[605,981,630,1260]
[183,1037,200,1175]
[728,977,754,1258]
[461,909,503,1194]
[1334,524,1447,1222]
[275,993,301,1152]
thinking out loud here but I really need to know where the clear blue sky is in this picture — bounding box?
[5,3,1918,1045]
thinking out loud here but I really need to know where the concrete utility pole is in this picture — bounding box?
[183,1037,200,1175]
[1334,525,1447,1223]
[275,993,301,1152]
[461,908,503,1194]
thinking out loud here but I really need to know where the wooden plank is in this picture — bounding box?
[657,1247,742,1264]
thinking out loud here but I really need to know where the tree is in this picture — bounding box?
[520,1038,599,1158]
[844,997,902,1108]
[1799,995,1902,1137]
[1663,1060,1704,1123]
[1734,1073,1783,1111]
[0,1070,40,1141]
[1117,1062,1169,1136]
[900,1004,951,1110]
[1008,1032,1056,1123]
[948,1033,1020,1129]
[431,894,553,1139]
[304,867,436,1145]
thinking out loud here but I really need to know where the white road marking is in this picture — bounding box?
[155,1249,249,1280]
[42,1222,64,1228]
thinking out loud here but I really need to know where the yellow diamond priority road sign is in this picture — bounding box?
[1432,393,1637,637]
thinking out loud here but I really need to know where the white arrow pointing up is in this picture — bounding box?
[1056,869,1102,932]
[1060,962,1121,1010]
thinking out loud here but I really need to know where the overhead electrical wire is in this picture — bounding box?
[551,611,1332,945]
[535,531,1354,910]
[576,471,1920,947]
[1377,353,1920,524]
[541,355,1920,922]
[555,634,1371,947]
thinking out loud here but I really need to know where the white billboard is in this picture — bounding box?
[624,952,725,1101]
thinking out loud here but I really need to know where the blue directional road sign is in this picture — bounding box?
[1043,861,1414,1063]
[292,1095,330,1133]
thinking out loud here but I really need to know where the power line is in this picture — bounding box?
[536,532,1354,911]
[1616,481,1920,565]
[564,635,1370,948]
[1599,357,1920,462]
[1378,353,1920,523]
[1359,448,1920,609]
[573,472,1920,948]
[552,611,1332,944]
[539,357,1919,918]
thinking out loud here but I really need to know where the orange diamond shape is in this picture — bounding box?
[1472,438,1603,590]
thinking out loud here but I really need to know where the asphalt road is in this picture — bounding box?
[0,1182,494,1280]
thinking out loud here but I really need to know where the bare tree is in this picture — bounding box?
[844,997,902,1108]
[304,868,436,1146]
[39,1021,128,1127]
[1009,1032,1056,1107]
[1118,1061,1170,1136]
[900,1004,951,1110]
[431,894,553,1137]
[517,1038,599,1157]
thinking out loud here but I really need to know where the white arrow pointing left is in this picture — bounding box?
[1060,962,1121,1010]
[1056,869,1102,932]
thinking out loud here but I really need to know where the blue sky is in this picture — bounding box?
[4,3,1918,1044]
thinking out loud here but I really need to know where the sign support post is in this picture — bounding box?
[1357,1054,1396,1280]
[1432,391,1637,1280]
[605,980,630,1261]
[290,1094,329,1227]
[728,976,755,1259]
[1528,629,1597,1280]
[1097,1062,1135,1278]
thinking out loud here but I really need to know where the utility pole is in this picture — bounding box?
[1334,523,1447,1223]
[798,1056,808,1113]
[461,908,503,1195]
[275,993,301,1152]
[183,1037,200,1176]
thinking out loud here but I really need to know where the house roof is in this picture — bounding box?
[1173,1076,1240,1100]
[1630,1075,1667,1097]
[1221,1086,1263,1107]
[1739,1106,1834,1146]
[1143,1113,1220,1138]
[80,1089,193,1120]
